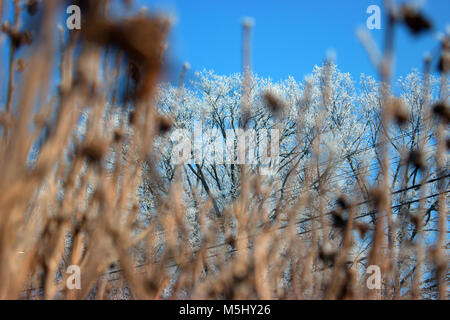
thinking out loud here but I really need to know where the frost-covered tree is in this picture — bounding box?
[140,64,447,295]
[150,64,375,219]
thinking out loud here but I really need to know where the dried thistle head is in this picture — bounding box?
[144,278,159,295]
[432,101,450,124]
[128,61,141,83]
[337,194,350,210]
[318,244,336,266]
[225,234,236,247]
[438,35,450,73]
[439,52,450,74]
[16,58,26,72]
[26,0,39,16]
[407,149,425,170]
[263,90,284,115]
[0,23,33,49]
[82,15,170,100]
[79,140,108,164]
[113,129,124,143]
[337,267,356,300]
[399,5,432,35]
[72,0,106,17]
[122,0,134,8]
[128,110,136,125]
[156,115,173,135]
[388,97,409,126]
[331,210,347,230]
[409,213,419,229]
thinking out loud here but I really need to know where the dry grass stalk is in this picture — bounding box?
[0,0,446,300]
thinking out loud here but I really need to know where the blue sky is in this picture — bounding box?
[0,0,448,94]
[135,0,449,83]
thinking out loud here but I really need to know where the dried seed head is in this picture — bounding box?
[394,108,409,126]
[183,62,191,70]
[337,267,356,300]
[233,262,250,283]
[128,61,140,83]
[400,5,432,35]
[438,53,450,74]
[409,214,419,228]
[122,0,133,8]
[73,215,87,234]
[263,91,284,114]
[26,0,39,16]
[128,110,136,125]
[157,115,173,134]
[388,97,409,126]
[318,245,336,265]
[20,30,33,47]
[82,15,170,100]
[80,140,108,163]
[432,102,450,124]
[242,17,255,29]
[113,130,124,143]
[407,149,425,170]
[438,36,450,73]
[72,0,104,17]
[144,278,159,293]
[337,195,350,210]
[225,234,236,247]
[331,210,347,230]
[16,58,26,72]
[1,24,33,49]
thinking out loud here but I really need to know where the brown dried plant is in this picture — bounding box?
[0,0,447,300]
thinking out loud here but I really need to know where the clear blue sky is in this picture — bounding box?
[135,0,449,83]
[0,0,448,93]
